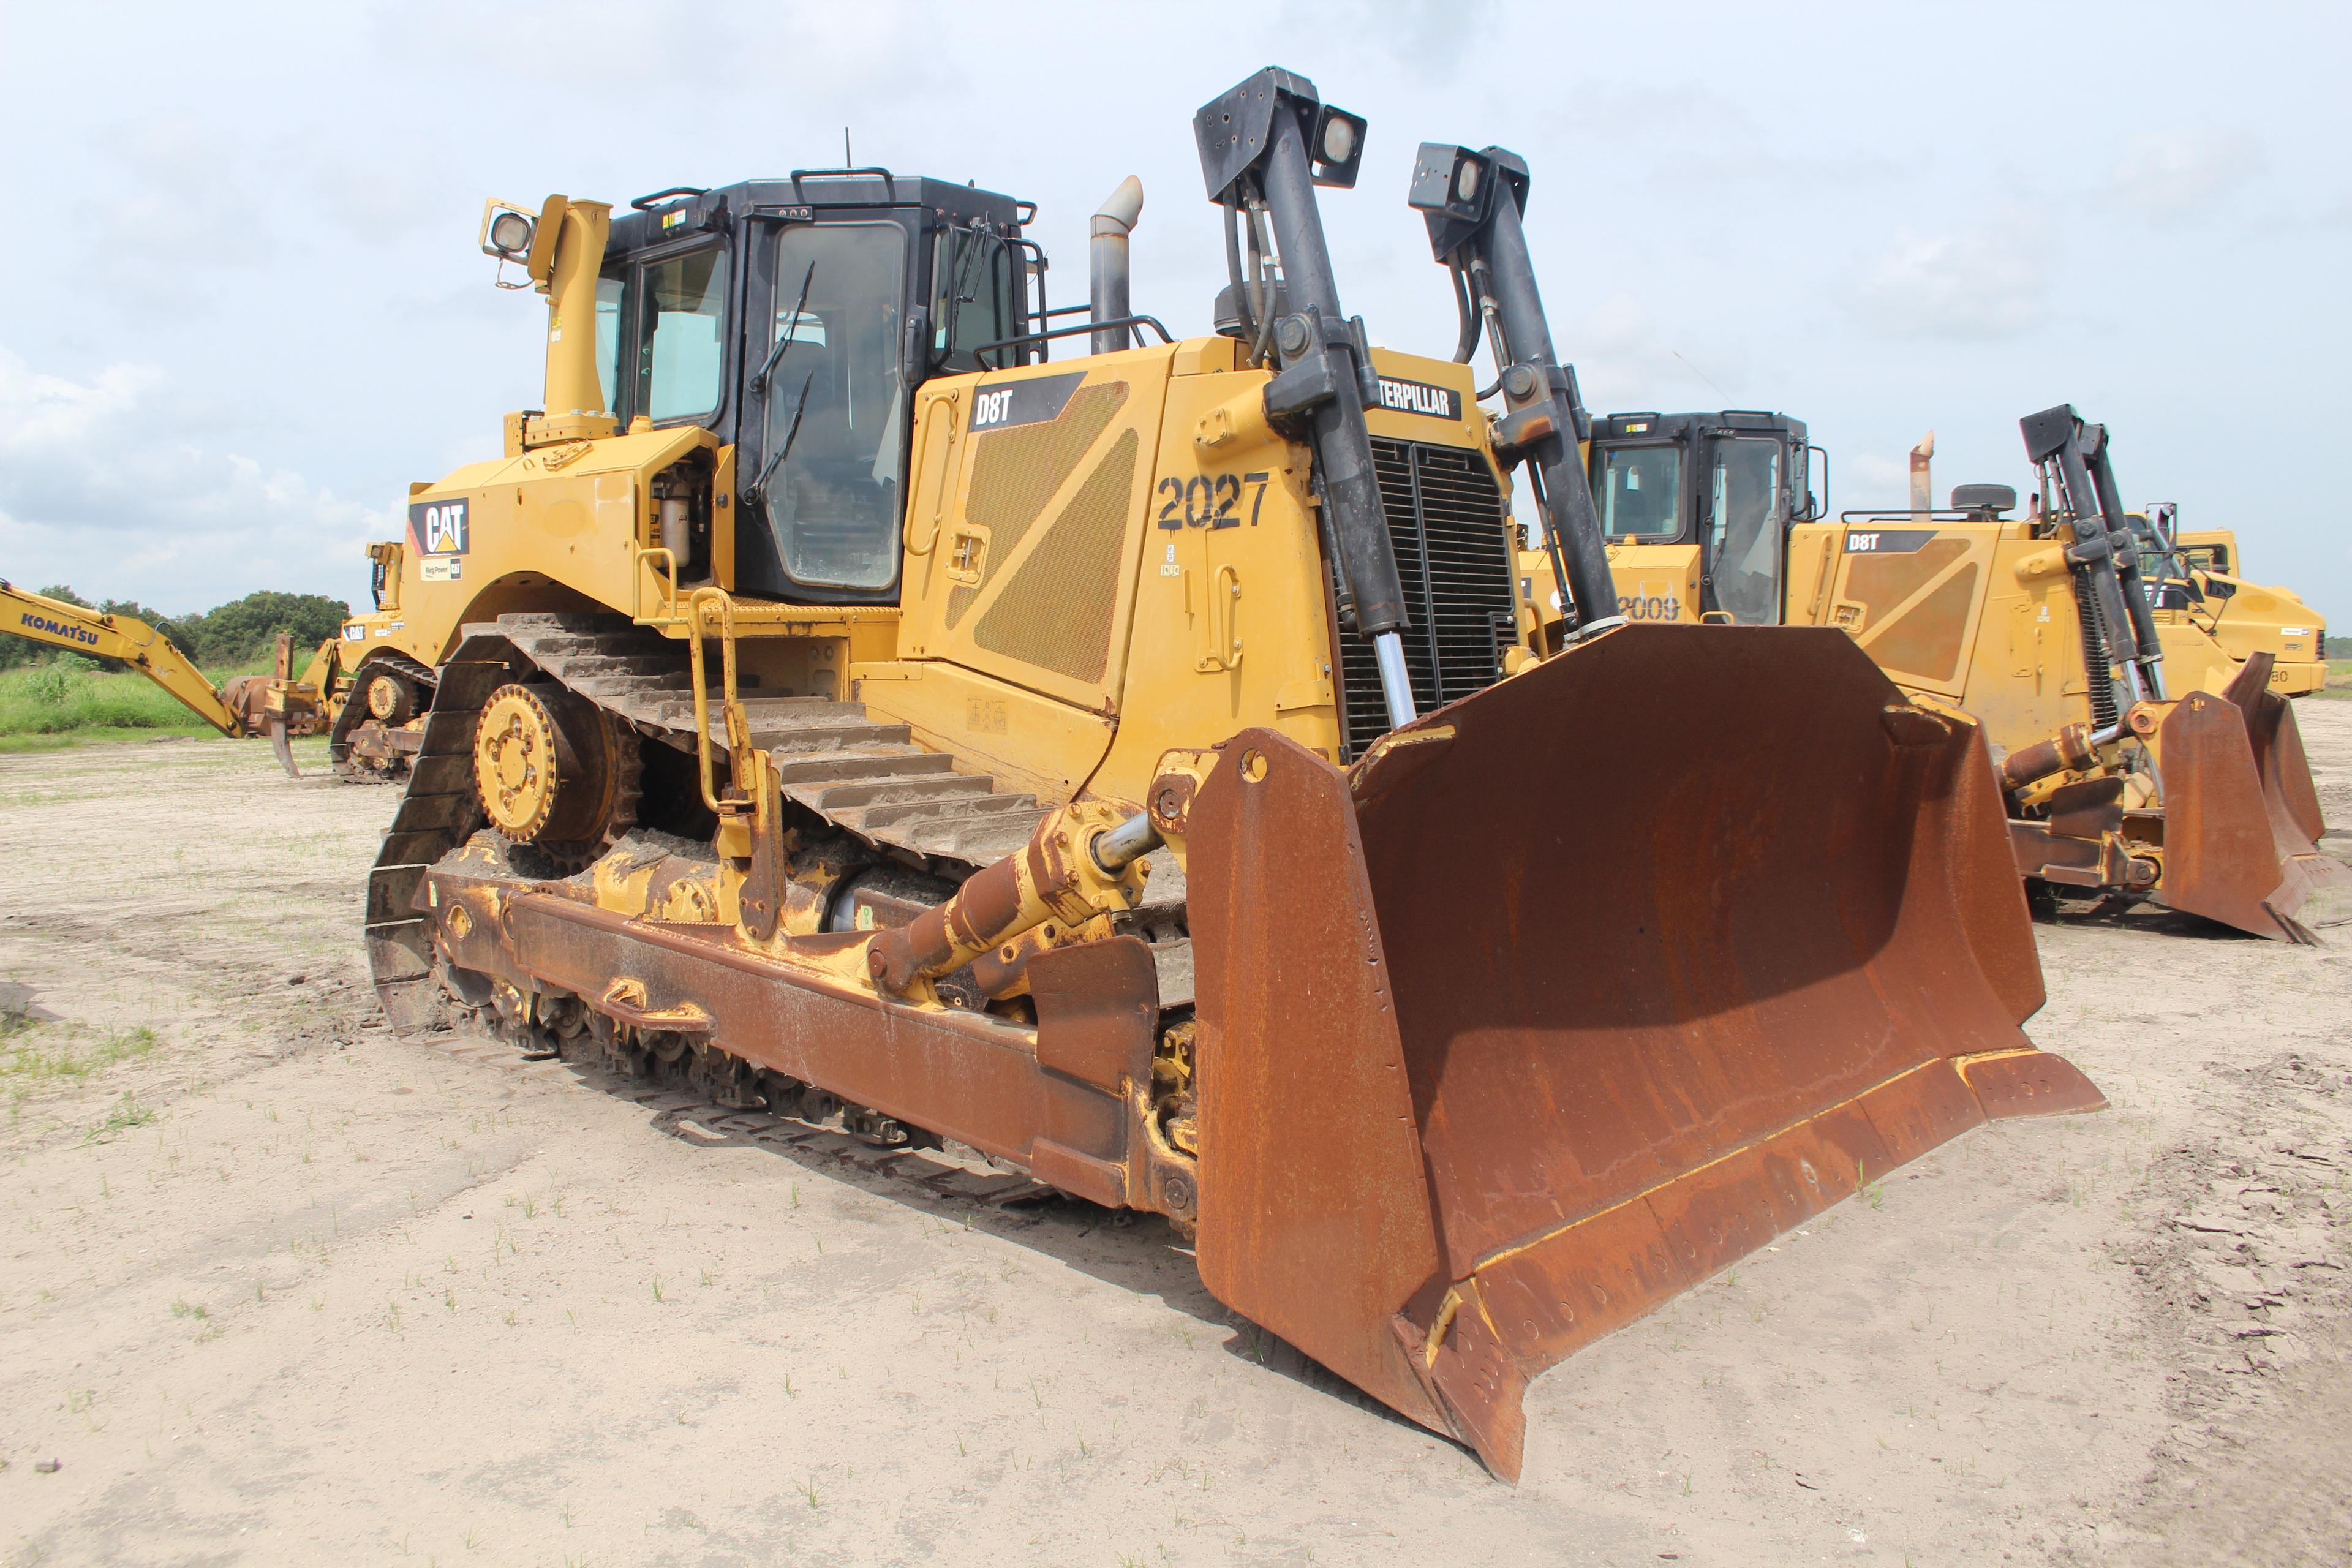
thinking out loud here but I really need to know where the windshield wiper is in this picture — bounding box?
[745,368,818,505]
[751,259,817,393]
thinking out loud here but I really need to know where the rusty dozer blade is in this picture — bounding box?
[2155,652,2351,942]
[1184,623,2101,1481]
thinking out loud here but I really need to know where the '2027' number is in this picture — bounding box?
[1156,471,1271,530]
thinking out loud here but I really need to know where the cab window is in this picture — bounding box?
[1597,445,1683,541]
[752,222,910,592]
[642,246,729,423]
[1708,437,1785,626]
[595,274,625,418]
[933,228,1017,371]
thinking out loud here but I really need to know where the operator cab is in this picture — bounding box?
[597,172,1044,606]
[1586,411,1818,625]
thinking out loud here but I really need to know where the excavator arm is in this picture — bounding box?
[2,579,244,735]
[1,579,310,775]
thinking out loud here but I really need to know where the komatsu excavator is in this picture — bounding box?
[358,71,2100,1480]
[1536,405,2349,942]
[0,580,325,774]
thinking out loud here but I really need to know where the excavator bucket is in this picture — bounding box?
[1185,623,2103,1480]
[2155,652,2352,942]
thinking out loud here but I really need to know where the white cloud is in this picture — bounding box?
[1849,216,2051,342]
[2101,128,2266,226]
[0,349,396,612]
[1848,453,1912,497]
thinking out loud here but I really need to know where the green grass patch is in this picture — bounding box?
[1,1024,158,1087]
[87,1092,158,1142]
[0,655,290,745]
[2316,659,2352,699]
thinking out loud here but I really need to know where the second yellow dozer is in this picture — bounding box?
[1543,404,2350,943]
[361,71,2099,1479]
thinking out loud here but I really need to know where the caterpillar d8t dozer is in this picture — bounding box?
[0,580,325,774]
[1537,401,2349,942]
[364,72,2100,1480]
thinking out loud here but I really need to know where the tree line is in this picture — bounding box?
[2,586,350,673]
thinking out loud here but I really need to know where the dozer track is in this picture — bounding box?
[492,612,1051,870]
[330,648,437,785]
[369,612,1111,1030]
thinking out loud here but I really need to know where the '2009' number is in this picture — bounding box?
[1155,472,1270,530]
[1622,594,1681,621]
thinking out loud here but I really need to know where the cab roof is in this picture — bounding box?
[607,172,1029,255]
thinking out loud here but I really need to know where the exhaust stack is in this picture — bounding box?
[538,198,617,445]
[1090,176,1145,354]
[1909,430,1935,521]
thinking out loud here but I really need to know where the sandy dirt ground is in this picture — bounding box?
[1,714,2348,1568]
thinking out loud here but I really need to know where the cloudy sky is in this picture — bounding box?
[4,1,2344,620]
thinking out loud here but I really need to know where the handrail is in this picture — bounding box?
[684,587,750,813]
[635,546,683,625]
[973,314,1173,369]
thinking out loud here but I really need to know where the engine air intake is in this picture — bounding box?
[1336,440,1518,760]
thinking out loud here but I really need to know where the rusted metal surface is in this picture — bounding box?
[1186,731,1451,1437]
[2046,776,2126,840]
[1997,722,2097,791]
[1028,937,1180,1215]
[2159,652,2352,941]
[1185,624,2095,1480]
[427,869,1172,1197]
[2240,669,2328,848]
[2009,820,2136,890]
[266,717,298,778]
[2154,689,2290,935]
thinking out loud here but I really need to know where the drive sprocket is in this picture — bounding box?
[472,681,639,868]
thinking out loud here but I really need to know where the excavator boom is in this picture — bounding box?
[2,579,316,775]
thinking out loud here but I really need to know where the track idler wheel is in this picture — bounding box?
[363,668,418,725]
[472,682,639,867]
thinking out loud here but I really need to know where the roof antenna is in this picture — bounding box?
[1672,350,1724,398]
[844,127,852,166]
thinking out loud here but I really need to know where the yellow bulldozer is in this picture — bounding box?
[2134,503,2328,698]
[0,580,327,774]
[322,542,440,783]
[356,75,2100,1479]
[1532,406,2348,942]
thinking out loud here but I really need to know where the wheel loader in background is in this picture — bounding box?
[1531,402,2349,941]
[0,579,325,774]
[358,69,2100,1480]
[2133,503,2329,698]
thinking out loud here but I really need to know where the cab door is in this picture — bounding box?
[1698,434,1788,625]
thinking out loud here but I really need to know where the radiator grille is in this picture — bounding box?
[1335,440,1519,762]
